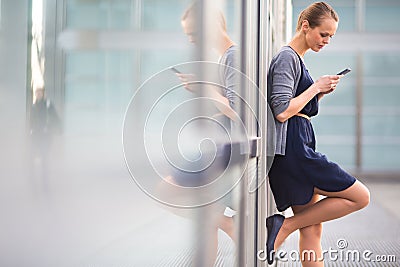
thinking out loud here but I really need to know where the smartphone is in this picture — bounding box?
[170,67,182,74]
[337,68,351,76]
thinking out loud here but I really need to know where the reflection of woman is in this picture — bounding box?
[179,3,238,123]
[157,4,238,267]
[266,2,370,265]
[30,87,61,189]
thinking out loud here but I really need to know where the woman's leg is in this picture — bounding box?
[291,194,324,267]
[218,215,236,242]
[157,176,236,265]
[275,180,370,250]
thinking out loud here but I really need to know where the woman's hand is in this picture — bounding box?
[275,74,343,122]
[176,73,237,121]
[176,73,197,92]
[314,75,342,95]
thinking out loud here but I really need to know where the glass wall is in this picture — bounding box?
[362,53,400,171]
[292,0,400,174]
[0,0,271,266]
[1,0,344,265]
[59,1,244,266]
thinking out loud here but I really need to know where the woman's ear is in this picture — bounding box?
[301,20,310,33]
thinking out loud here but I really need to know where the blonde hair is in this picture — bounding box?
[296,2,338,32]
[181,2,227,32]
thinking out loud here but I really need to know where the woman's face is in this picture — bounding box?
[304,17,338,52]
[181,18,197,44]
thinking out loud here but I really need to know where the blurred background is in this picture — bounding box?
[0,0,399,266]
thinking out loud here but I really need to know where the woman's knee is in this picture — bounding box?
[347,181,370,210]
[355,182,370,210]
[299,223,323,239]
[318,181,370,211]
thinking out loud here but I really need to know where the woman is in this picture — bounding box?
[156,4,238,267]
[266,2,370,266]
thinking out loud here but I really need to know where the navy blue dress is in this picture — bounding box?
[268,53,356,212]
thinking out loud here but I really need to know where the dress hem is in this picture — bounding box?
[275,179,357,212]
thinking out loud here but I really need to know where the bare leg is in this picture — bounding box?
[218,215,236,242]
[157,176,237,265]
[275,180,370,250]
[292,194,324,267]
[206,226,219,267]
[202,214,236,267]
[156,176,225,266]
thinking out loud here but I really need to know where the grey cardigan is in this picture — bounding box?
[267,46,302,155]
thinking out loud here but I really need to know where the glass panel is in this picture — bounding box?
[334,5,356,32]
[313,115,356,136]
[292,0,356,32]
[362,52,400,171]
[363,53,400,77]
[362,114,400,137]
[15,0,246,265]
[365,0,400,32]
[63,1,244,266]
[317,144,356,170]
[140,50,191,79]
[66,0,134,30]
[123,1,243,266]
[143,0,193,31]
[363,144,400,171]
[313,116,356,167]
[64,51,134,135]
[363,85,400,107]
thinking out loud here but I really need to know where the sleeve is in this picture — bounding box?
[222,49,239,109]
[269,51,298,116]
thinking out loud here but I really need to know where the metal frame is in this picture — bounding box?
[0,0,2,30]
[25,0,33,124]
[355,52,363,173]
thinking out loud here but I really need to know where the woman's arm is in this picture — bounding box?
[317,74,343,101]
[275,75,341,123]
[275,83,319,122]
[203,87,237,122]
[177,73,238,122]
